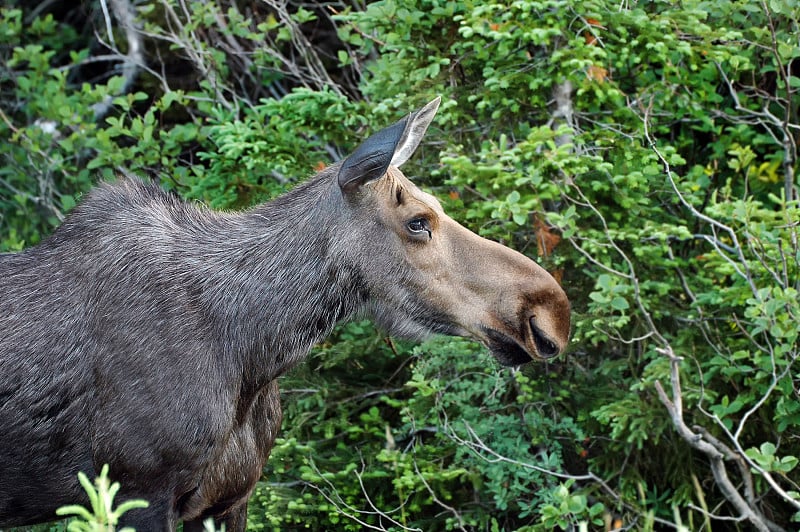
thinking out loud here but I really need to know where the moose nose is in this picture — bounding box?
[530,316,560,359]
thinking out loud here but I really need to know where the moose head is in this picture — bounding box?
[333,97,571,365]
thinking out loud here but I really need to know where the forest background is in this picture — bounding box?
[1,0,798,530]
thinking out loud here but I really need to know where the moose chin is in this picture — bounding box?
[0,97,570,531]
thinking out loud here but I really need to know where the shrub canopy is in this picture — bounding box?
[2,0,798,530]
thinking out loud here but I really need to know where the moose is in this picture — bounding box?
[0,98,570,531]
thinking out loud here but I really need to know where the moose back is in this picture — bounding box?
[0,98,570,531]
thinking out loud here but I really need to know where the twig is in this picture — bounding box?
[412,460,467,532]
[303,457,422,531]
[641,99,760,299]
[0,107,20,135]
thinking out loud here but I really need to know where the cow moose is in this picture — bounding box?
[0,98,571,531]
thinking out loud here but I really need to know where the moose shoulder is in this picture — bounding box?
[0,97,570,531]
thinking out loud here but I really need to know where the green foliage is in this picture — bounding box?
[186,88,363,209]
[3,0,799,530]
[538,482,604,531]
[252,336,595,530]
[55,465,148,532]
[0,6,204,250]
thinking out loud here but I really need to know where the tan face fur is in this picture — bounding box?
[365,166,571,366]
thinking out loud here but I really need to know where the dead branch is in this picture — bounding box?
[641,98,765,300]
[653,347,785,532]
[261,0,345,96]
[412,459,467,532]
[550,80,575,149]
[302,457,422,532]
[92,0,144,121]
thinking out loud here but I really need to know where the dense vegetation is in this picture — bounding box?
[1,0,798,530]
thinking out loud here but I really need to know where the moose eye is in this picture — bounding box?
[407,219,426,232]
[406,218,431,240]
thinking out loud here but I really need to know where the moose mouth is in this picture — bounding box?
[483,318,560,367]
[484,329,533,366]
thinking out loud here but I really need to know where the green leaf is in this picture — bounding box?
[760,441,777,457]
[56,504,94,520]
[60,194,76,211]
[610,296,630,311]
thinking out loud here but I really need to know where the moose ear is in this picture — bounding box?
[338,97,441,192]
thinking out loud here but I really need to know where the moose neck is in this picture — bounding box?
[196,169,365,388]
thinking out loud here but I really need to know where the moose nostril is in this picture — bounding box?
[529,317,559,359]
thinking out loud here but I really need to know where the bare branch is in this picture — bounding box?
[412,459,467,532]
[261,0,346,96]
[302,457,422,532]
[640,100,761,299]
[654,348,786,532]
[92,0,144,121]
